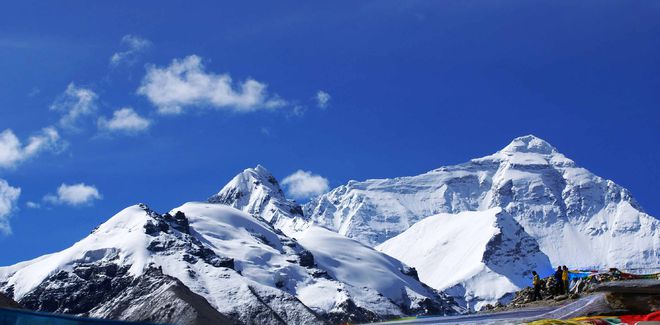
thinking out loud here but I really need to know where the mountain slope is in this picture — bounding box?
[204,166,463,319]
[1,177,462,324]
[377,208,553,310]
[0,204,323,325]
[179,202,461,321]
[305,135,659,271]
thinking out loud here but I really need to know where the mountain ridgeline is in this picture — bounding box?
[0,179,461,324]
[304,135,659,309]
[0,135,657,323]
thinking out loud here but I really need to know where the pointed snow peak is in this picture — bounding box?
[237,164,274,182]
[210,165,284,203]
[253,164,270,176]
[208,166,304,224]
[500,135,556,155]
[238,165,282,193]
[471,134,574,166]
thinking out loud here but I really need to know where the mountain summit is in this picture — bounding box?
[208,165,307,233]
[473,134,575,167]
[305,135,658,308]
[499,134,558,155]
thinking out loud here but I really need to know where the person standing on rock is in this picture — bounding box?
[532,271,542,301]
[554,266,564,295]
[562,266,569,294]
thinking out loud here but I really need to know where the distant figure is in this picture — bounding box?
[554,266,564,295]
[562,265,569,294]
[532,271,542,301]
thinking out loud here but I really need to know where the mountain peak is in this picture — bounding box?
[471,134,573,166]
[500,135,556,155]
[251,164,272,177]
[210,165,283,203]
[208,165,305,225]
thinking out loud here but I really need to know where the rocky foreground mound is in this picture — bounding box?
[484,269,659,314]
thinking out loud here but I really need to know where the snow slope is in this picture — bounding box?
[182,202,460,319]
[377,208,553,310]
[0,204,323,325]
[293,225,460,317]
[305,135,659,272]
[1,188,461,324]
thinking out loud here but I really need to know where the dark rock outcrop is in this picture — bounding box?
[297,250,315,268]
[401,266,420,282]
[0,292,21,309]
[17,262,234,325]
[326,299,382,324]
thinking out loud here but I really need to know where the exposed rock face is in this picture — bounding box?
[19,263,234,325]
[0,292,20,309]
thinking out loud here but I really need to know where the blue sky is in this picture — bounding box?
[1,1,659,265]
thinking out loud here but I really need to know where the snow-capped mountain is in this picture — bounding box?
[204,165,462,320]
[305,135,659,309]
[305,135,659,269]
[377,208,552,310]
[0,168,462,325]
[2,135,656,320]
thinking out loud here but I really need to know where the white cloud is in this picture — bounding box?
[50,83,98,129]
[281,170,330,200]
[98,107,152,134]
[138,55,287,114]
[292,105,306,117]
[110,34,152,67]
[44,183,102,207]
[0,127,63,169]
[26,201,40,209]
[316,90,331,109]
[0,179,21,235]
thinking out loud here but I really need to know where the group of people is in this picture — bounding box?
[531,266,570,301]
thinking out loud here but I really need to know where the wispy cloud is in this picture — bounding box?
[138,55,287,115]
[26,201,40,209]
[110,34,152,67]
[316,90,331,109]
[98,107,152,134]
[0,127,64,169]
[281,170,330,200]
[43,183,102,207]
[292,105,306,117]
[50,83,98,130]
[0,179,21,235]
